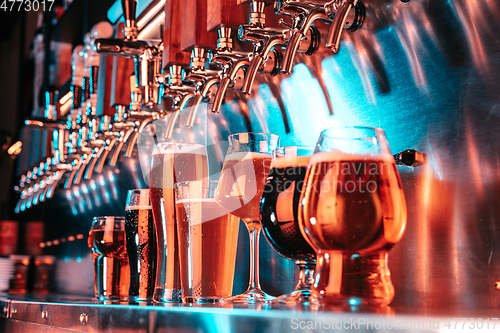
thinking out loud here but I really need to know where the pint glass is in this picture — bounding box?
[149,142,208,302]
[175,180,239,303]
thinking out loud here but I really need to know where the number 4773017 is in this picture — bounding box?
[0,0,55,12]
[444,318,498,330]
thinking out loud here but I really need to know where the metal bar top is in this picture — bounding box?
[2,293,500,332]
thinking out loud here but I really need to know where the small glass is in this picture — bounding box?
[125,189,156,302]
[175,180,240,303]
[88,216,129,300]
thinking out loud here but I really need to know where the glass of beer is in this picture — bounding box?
[215,132,279,304]
[260,146,318,307]
[149,142,208,302]
[88,216,130,300]
[125,189,156,302]
[298,127,407,307]
[175,180,240,303]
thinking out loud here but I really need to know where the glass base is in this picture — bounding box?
[271,289,320,308]
[183,296,224,304]
[223,288,275,305]
[153,288,182,303]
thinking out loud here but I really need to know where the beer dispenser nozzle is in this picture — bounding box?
[211,27,252,113]
[324,0,365,53]
[238,2,285,95]
[276,1,325,75]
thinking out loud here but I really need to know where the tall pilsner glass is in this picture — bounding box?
[149,142,208,302]
[299,127,407,307]
[215,132,279,304]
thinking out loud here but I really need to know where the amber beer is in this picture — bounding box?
[149,142,208,302]
[88,228,130,299]
[125,206,156,301]
[215,152,272,222]
[300,152,406,252]
[176,198,239,302]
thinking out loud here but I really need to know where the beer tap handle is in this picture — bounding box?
[281,10,325,74]
[32,181,45,206]
[25,187,33,210]
[109,128,135,167]
[122,0,138,40]
[39,176,52,203]
[212,56,249,113]
[47,171,64,199]
[326,0,358,53]
[241,41,282,94]
[84,146,106,180]
[95,137,119,173]
[165,109,181,139]
[73,153,93,185]
[185,77,220,128]
[124,117,155,158]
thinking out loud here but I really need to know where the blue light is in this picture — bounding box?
[76,257,82,262]
[349,298,360,305]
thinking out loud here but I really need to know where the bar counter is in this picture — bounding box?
[2,292,500,332]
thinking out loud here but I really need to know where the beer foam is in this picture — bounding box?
[271,156,310,168]
[310,150,395,165]
[125,205,152,210]
[224,151,272,162]
[152,142,206,155]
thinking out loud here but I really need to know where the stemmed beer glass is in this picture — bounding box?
[215,132,279,304]
[260,146,318,307]
[298,127,407,307]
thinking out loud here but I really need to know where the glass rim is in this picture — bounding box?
[228,132,280,142]
[174,180,219,189]
[92,216,126,222]
[127,189,150,194]
[320,126,386,140]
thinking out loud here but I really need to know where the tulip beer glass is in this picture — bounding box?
[299,127,407,306]
[215,132,279,304]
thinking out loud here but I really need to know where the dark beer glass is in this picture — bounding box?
[260,146,317,307]
[149,142,208,302]
[125,189,156,302]
[215,132,279,304]
[298,127,407,307]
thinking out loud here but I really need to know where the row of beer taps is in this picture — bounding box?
[15,0,368,211]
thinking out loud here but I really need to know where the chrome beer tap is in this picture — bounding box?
[95,0,163,107]
[275,0,328,75]
[238,1,286,95]
[185,48,223,128]
[324,0,365,53]
[211,27,252,113]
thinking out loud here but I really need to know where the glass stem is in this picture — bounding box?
[294,260,316,291]
[247,224,261,291]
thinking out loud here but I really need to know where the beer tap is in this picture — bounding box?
[238,1,286,95]
[275,1,329,75]
[211,27,252,113]
[95,0,163,107]
[324,0,365,53]
[185,48,222,128]
[160,65,197,139]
